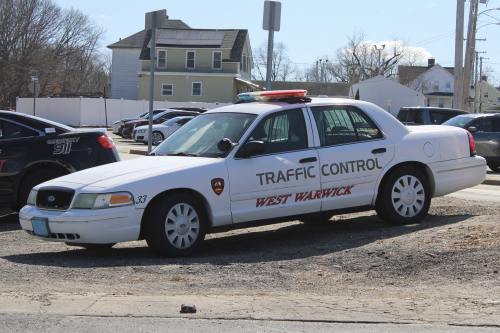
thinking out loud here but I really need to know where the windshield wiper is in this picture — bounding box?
[167,152,197,157]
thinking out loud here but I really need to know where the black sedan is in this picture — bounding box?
[0,111,120,210]
[442,113,500,172]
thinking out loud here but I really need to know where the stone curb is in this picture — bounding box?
[129,149,148,155]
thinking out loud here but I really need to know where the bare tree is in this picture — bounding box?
[0,0,108,108]
[251,41,296,81]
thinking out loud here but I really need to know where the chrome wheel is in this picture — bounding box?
[152,131,164,145]
[391,175,425,217]
[165,203,200,249]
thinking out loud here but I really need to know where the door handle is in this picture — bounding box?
[11,145,26,150]
[299,157,317,163]
[371,148,386,154]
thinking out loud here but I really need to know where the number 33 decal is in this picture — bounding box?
[136,195,147,204]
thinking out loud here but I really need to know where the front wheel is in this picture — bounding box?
[488,164,500,173]
[145,193,207,257]
[375,166,431,226]
[152,131,164,145]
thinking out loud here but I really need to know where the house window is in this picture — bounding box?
[161,84,173,96]
[157,50,166,68]
[434,81,439,91]
[445,81,451,92]
[438,98,444,108]
[497,97,500,104]
[212,51,222,70]
[192,82,202,96]
[186,51,195,69]
[241,55,248,72]
[484,92,489,98]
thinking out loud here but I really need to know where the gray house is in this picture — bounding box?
[107,18,191,100]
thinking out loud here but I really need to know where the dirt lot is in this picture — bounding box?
[1,196,499,322]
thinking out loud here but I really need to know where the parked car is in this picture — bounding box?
[114,110,168,137]
[442,113,500,172]
[133,116,195,145]
[0,111,120,210]
[20,90,486,257]
[397,107,469,125]
[122,110,199,139]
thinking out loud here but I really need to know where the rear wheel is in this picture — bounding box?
[375,166,431,226]
[145,193,207,257]
[17,169,65,211]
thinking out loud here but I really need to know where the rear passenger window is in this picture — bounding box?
[246,108,308,154]
[311,105,382,146]
[429,111,452,124]
[407,110,424,124]
[0,120,37,139]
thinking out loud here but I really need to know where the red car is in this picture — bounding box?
[122,110,199,139]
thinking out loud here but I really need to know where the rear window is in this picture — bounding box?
[397,109,424,124]
[429,111,454,124]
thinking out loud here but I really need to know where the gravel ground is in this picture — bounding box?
[1,197,499,305]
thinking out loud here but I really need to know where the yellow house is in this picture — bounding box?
[137,28,259,103]
[479,79,500,112]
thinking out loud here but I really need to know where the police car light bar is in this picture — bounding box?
[237,90,308,102]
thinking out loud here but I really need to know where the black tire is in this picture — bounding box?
[488,164,500,173]
[17,169,65,211]
[145,193,207,257]
[375,166,431,226]
[152,131,164,145]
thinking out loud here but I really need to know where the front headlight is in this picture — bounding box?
[138,129,147,133]
[72,192,134,209]
[27,190,38,205]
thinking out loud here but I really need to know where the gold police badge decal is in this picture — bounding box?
[211,178,224,196]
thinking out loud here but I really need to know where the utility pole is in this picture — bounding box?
[479,56,489,113]
[315,60,319,82]
[453,0,465,110]
[462,0,478,112]
[263,1,281,91]
[473,50,486,113]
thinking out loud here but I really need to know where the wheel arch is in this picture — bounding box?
[138,187,213,240]
[374,160,435,204]
[14,160,73,197]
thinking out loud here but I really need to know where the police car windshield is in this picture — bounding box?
[442,116,474,128]
[153,113,256,158]
[27,115,75,132]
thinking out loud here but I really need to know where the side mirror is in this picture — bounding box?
[217,138,234,152]
[240,141,265,157]
[467,126,477,133]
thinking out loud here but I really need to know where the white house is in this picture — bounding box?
[351,75,425,116]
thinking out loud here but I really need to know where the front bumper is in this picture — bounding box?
[19,205,144,244]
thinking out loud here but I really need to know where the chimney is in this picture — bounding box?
[481,76,487,82]
[428,58,435,68]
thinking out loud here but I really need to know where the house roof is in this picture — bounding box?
[139,28,248,62]
[352,75,424,97]
[107,19,191,49]
[251,81,351,97]
[399,64,454,85]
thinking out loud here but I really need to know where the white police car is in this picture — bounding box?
[19,90,486,257]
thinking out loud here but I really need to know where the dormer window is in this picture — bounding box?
[186,51,195,69]
[241,55,248,72]
[157,50,166,68]
[213,51,222,70]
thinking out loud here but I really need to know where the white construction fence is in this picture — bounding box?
[15,97,231,126]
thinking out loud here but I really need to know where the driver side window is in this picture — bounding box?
[246,108,308,155]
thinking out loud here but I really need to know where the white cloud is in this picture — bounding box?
[425,3,436,9]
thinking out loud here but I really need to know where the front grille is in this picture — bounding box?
[36,187,75,210]
[137,136,144,139]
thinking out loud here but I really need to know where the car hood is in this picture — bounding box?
[40,156,220,190]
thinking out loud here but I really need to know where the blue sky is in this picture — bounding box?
[56,0,500,83]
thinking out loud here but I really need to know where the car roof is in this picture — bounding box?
[454,113,500,119]
[399,107,468,113]
[206,98,360,115]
